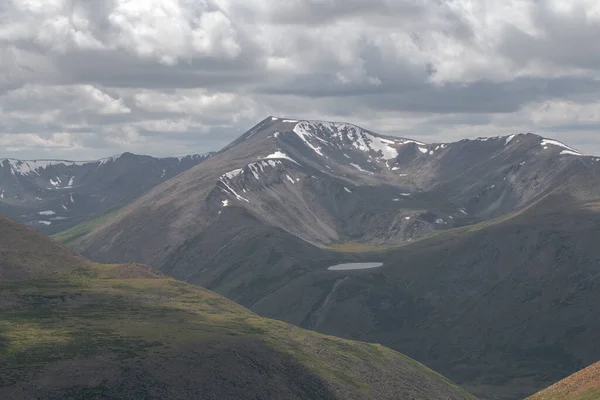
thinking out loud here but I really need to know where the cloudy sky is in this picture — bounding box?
[1,0,600,160]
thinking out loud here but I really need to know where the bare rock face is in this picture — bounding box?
[0,152,212,233]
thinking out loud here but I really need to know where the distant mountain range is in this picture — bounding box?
[43,116,600,399]
[0,152,212,233]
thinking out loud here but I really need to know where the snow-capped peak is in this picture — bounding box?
[291,120,416,160]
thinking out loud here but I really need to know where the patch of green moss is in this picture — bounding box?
[51,210,120,244]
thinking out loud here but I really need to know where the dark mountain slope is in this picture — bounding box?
[0,214,475,400]
[0,152,211,233]
[222,194,600,400]
[159,207,360,309]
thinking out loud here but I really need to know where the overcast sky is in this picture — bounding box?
[1,0,600,160]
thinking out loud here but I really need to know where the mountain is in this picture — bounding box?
[0,152,212,233]
[527,361,600,400]
[83,190,600,400]
[67,116,597,265]
[0,214,475,400]
[58,117,600,399]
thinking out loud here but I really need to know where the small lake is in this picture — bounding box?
[327,262,384,271]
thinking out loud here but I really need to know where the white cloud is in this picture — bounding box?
[108,0,241,64]
[0,132,85,152]
[1,0,600,159]
[2,84,130,117]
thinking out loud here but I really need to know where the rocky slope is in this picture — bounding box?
[0,214,475,400]
[68,117,597,266]
[0,152,211,233]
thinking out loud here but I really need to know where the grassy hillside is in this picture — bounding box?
[0,215,475,400]
[527,362,600,400]
[50,209,120,245]
[0,215,87,282]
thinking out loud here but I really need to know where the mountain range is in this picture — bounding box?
[0,152,212,233]
[0,213,475,400]
[66,117,598,261]
[5,116,600,399]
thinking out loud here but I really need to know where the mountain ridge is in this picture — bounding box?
[253,116,589,156]
[68,116,599,265]
[0,151,213,233]
[0,151,212,174]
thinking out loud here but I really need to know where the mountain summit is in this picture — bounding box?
[69,116,598,264]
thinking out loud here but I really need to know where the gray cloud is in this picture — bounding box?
[1,0,600,159]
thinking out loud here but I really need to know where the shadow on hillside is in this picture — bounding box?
[0,290,340,400]
[242,196,600,400]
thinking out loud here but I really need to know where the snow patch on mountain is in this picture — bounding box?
[222,168,243,180]
[98,155,122,166]
[219,179,249,203]
[264,151,299,165]
[540,139,582,155]
[350,163,373,174]
[560,150,584,156]
[293,123,325,156]
[247,159,286,180]
[293,120,402,160]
